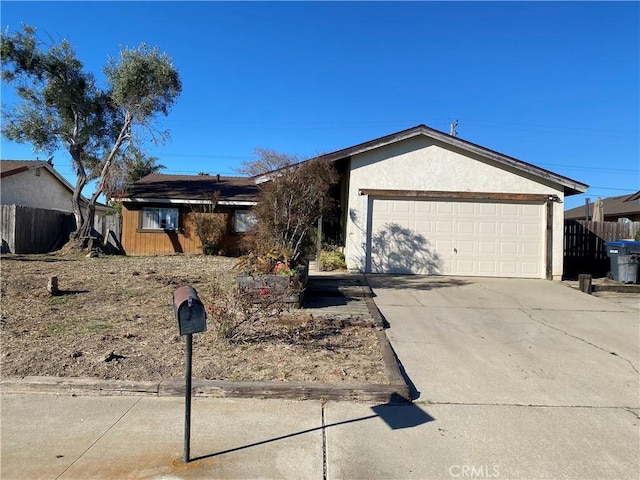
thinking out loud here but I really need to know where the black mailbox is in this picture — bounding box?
[173,286,207,336]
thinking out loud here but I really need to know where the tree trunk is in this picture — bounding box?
[77,113,132,247]
[70,148,87,235]
[78,199,97,245]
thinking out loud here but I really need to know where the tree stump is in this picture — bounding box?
[47,276,60,296]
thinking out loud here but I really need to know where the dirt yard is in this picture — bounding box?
[0,253,388,384]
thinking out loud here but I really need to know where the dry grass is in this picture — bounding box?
[0,252,388,384]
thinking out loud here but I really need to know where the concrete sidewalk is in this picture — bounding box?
[2,391,638,479]
[1,394,432,480]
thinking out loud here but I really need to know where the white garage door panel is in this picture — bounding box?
[369,198,545,278]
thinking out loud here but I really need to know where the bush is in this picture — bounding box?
[235,247,295,275]
[204,277,289,343]
[320,245,346,271]
[193,212,226,255]
[238,148,338,265]
[191,192,226,255]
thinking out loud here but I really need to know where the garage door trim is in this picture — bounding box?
[359,189,557,203]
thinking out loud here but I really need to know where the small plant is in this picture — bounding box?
[235,247,297,276]
[320,244,347,271]
[635,229,640,241]
[204,277,289,343]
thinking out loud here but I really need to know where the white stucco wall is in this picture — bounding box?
[1,168,73,212]
[344,136,567,279]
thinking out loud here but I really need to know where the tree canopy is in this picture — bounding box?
[1,25,181,244]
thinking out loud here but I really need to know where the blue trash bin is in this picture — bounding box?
[605,241,640,283]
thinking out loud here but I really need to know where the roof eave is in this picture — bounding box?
[118,197,257,206]
[311,124,589,196]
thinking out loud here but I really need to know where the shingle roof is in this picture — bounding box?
[564,191,640,219]
[123,173,260,203]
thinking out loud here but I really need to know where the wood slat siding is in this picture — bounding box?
[121,206,205,255]
[121,205,244,256]
[563,220,640,278]
[1,205,74,254]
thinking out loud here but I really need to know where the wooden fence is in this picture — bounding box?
[1,205,75,254]
[564,220,640,278]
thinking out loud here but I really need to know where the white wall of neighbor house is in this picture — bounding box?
[344,136,567,279]
[1,168,73,212]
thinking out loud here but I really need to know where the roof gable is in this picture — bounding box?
[121,173,260,204]
[1,159,111,211]
[1,159,76,192]
[309,125,588,196]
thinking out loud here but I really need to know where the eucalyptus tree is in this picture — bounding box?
[1,25,181,244]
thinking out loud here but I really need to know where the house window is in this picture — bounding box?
[141,207,179,230]
[234,210,256,233]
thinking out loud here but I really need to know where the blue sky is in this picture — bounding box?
[1,1,638,210]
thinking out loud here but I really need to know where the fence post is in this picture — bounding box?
[578,274,592,294]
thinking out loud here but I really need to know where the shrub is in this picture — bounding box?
[204,277,289,343]
[192,192,226,255]
[238,148,338,266]
[193,213,226,255]
[320,244,346,271]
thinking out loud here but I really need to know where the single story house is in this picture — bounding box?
[288,124,587,280]
[116,124,588,280]
[565,191,640,222]
[1,159,112,253]
[117,173,260,255]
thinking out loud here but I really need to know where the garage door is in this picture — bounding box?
[367,198,545,278]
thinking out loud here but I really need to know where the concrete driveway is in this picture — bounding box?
[362,275,639,479]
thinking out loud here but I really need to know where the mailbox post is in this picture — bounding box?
[173,286,207,463]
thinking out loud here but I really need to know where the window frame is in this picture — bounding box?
[233,209,257,233]
[138,207,180,232]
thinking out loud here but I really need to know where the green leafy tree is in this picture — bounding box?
[1,25,113,230]
[1,25,181,244]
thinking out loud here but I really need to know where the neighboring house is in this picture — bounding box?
[268,124,587,280]
[1,159,112,253]
[1,159,78,212]
[117,173,260,255]
[564,191,640,222]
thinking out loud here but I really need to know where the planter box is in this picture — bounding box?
[236,262,309,308]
